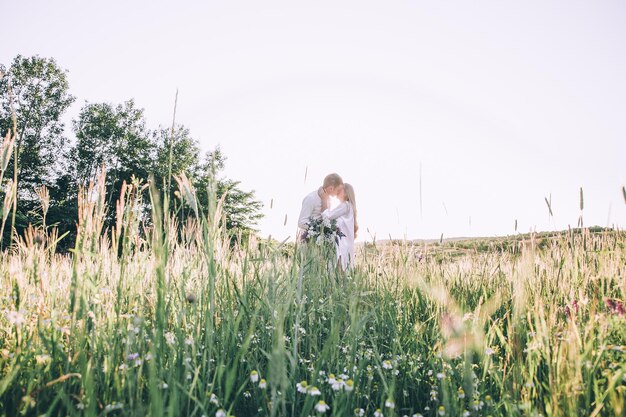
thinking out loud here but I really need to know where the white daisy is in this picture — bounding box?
[315,400,330,413]
[296,381,308,393]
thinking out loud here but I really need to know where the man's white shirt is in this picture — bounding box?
[298,189,322,231]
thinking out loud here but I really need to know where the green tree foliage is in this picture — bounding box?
[1,55,263,250]
[69,100,153,215]
[0,55,74,195]
[152,124,201,202]
[63,105,263,246]
[197,148,263,237]
[153,127,264,238]
[49,100,154,248]
[0,55,74,245]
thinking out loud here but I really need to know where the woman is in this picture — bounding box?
[322,183,358,270]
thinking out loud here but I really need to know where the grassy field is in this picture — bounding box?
[1,176,625,417]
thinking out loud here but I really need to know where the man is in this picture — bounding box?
[297,173,343,240]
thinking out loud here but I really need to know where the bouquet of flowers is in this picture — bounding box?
[302,216,345,245]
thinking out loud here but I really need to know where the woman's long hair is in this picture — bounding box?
[343,183,358,237]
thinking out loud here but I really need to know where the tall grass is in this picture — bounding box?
[0,171,625,417]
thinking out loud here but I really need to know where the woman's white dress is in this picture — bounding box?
[322,202,355,270]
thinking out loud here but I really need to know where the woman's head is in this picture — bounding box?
[343,183,356,205]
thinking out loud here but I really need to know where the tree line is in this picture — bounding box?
[0,55,263,250]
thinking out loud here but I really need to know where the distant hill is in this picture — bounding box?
[369,226,617,245]
[361,226,621,257]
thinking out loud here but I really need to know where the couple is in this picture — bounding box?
[297,173,358,270]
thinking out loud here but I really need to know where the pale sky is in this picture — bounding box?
[3,0,625,241]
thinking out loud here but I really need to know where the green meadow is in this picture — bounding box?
[1,172,625,417]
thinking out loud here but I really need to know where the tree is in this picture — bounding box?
[0,55,74,246]
[152,126,264,237]
[66,100,153,228]
[152,124,201,205]
[196,147,263,238]
[0,55,74,196]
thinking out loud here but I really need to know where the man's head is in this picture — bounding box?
[322,173,343,196]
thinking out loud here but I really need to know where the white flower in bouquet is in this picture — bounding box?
[303,216,345,245]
